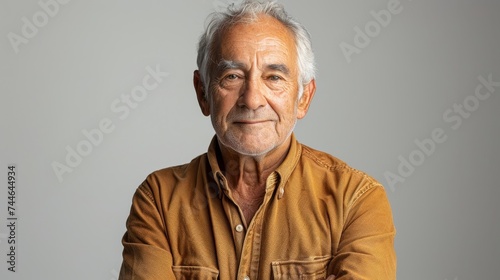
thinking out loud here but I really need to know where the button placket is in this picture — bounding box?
[218,174,247,263]
[238,176,279,280]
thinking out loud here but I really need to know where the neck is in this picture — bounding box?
[218,136,290,189]
[217,136,292,223]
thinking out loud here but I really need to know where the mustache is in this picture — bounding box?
[226,108,278,122]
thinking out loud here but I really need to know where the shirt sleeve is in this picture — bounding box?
[119,182,176,280]
[329,183,397,280]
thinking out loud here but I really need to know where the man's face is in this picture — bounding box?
[198,15,314,156]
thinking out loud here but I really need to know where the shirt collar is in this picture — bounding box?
[206,133,302,199]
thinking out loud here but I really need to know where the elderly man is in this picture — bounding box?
[119,1,396,279]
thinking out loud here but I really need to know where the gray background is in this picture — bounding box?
[1,0,499,279]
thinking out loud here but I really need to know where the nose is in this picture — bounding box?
[237,78,267,110]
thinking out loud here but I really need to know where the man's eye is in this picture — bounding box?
[268,75,282,81]
[219,73,243,88]
[225,74,239,80]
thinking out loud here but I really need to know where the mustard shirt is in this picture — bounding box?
[119,134,396,279]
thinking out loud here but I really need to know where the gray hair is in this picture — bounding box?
[196,0,316,98]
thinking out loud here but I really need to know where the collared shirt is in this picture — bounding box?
[119,134,396,280]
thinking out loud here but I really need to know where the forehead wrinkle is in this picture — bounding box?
[216,19,298,77]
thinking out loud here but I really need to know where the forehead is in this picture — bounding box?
[216,14,297,61]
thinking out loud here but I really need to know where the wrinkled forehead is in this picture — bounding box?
[212,14,298,64]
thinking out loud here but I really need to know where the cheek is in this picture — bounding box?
[210,94,235,121]
[273,95,299,121]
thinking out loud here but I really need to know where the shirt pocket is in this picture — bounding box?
[271,255,333,280]
[172,265,219,280]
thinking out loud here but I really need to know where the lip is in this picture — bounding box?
[233,120,270,125]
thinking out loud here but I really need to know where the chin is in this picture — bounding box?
[215,124,295,157]
[227,139,275,156]
[232,145,275,157]
[219,133,277,157]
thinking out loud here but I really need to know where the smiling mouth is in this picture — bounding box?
[234,120,270,125]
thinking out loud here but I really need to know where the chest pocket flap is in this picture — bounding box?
[271,255,333,280]
[172,265,219,280]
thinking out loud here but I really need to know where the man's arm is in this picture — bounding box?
[119,182,175,280]
[329,184,397,279]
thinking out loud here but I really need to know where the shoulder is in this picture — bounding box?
[300,144,369,178]
[300,144,349,171]
[298,144,386,205]
[138,153,208,197]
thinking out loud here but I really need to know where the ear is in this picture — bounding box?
[193,70,210,116]
[297,79,316,119]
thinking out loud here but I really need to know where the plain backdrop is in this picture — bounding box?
[1,0,499,279]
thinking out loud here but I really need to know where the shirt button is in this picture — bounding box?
[235,224,244,232]
[243,276,250,280]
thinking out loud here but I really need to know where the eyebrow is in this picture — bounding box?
[216,60,291,76]
[266,63,290,76]
[216,60,246,73]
